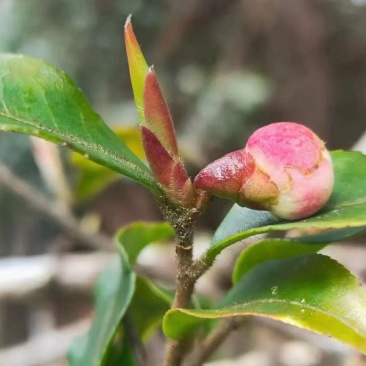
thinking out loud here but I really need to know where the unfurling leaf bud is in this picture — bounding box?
[194,122,334,220]
[124,16,195,207]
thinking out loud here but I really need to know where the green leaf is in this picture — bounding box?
[68,337,88,366]
[68,246,135,366]
[104,324,137,366]
[130,276,172,341]
[0,54,160,194]
[209,151,366,262]
[116,221,174,265]
[232,227,366,283]
[69,221,173,365]
[163,254,366,355]
[232,238,324,284]
[118,336,138,366]
[293,226,366,244]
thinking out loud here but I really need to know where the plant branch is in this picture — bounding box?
[192,251,214,280]
[164,221,254,366]
[0,163,113,250]
[173,242,194,308]
[162,205,197,366]
[184,317,246,366]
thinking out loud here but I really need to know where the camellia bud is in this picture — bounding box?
[194,122,334,220]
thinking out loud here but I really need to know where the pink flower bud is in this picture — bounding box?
[194,122,334,220]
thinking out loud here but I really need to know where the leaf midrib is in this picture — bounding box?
[0,110,155,184]
[177,298,366,339]
[327,197,366,209]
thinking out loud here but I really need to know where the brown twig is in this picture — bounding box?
[0,163,113,250]
[163,210,196,366]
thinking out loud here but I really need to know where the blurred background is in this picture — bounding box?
[0,0,366,365]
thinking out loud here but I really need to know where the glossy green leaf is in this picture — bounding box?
[114,223,174,347]
[209,151,366,263]
[232,239,324,284]
[232,227,366,283]
[103,277,173,366]
[68,246,135,366]
[163,254,366,354]
[293,226,366,244]
[0,54,160,194]
[116,221,174,265]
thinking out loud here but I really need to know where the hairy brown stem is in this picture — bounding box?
[173,243,195,308]
[163,213,196,366]
[163,215,224,366]
[184,318,246,366]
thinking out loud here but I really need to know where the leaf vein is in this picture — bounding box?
[216,298,364,336]
[0,111,153,181]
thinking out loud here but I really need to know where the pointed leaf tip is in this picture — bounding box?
[124,16,148,122]
[124,14,133,29]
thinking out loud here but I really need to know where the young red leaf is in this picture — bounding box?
[140,125,175,188]
[125,17,196,207]
[141,126,195,206]
[144,68,178,157]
